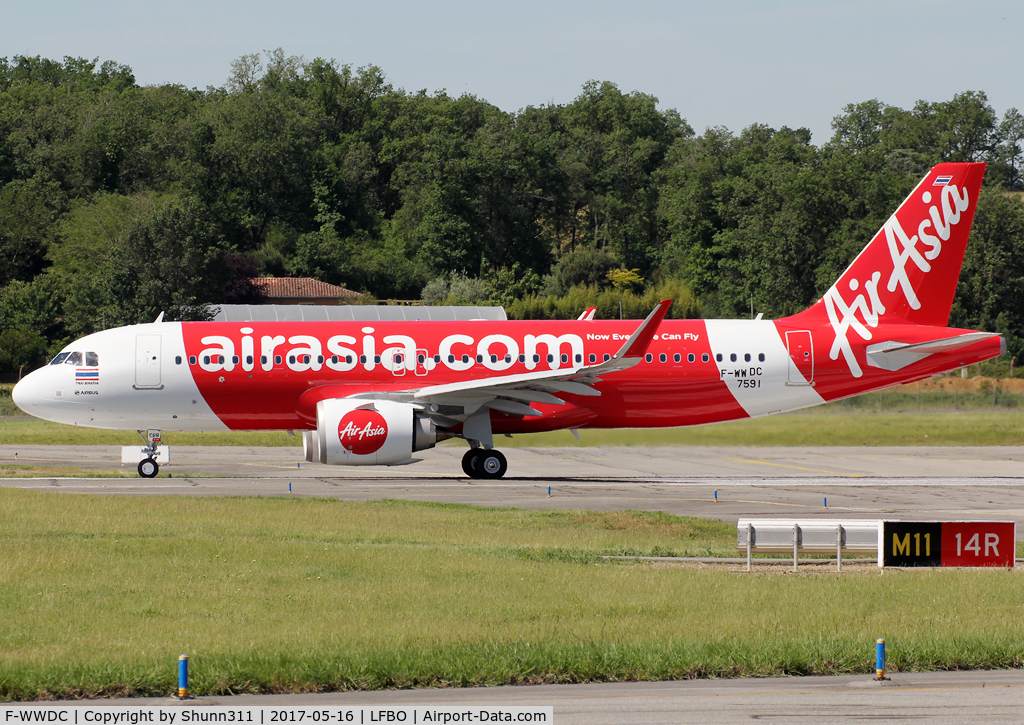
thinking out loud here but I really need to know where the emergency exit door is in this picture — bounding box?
[135,335,162,389]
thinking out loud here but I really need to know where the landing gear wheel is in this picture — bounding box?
[478,450,507,479]
[461,449,482,478]
[138,457,159,478]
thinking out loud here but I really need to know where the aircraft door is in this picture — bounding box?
[390,350,407,377]
[415,348,429,376]
[135,334,163,389]
[786,330,813,386]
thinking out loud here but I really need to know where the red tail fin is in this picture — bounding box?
[796,162,986,329]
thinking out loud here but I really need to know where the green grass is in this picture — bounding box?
[2,488,1024,700]
[819,385,1022,412]
[0,464,141,478]
[0,418,298,446]
[1,411,1023,448]
[0,384,17,417]
[512,411,1024,447]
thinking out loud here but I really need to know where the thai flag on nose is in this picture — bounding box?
[75,368,99,382]
[933,175,953,186]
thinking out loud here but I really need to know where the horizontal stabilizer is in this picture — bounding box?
[866,332,1001,372]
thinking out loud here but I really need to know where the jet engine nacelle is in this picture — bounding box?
[305,399,436,466]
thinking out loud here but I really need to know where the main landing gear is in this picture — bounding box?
[137,429,161,478]
[461,448,508,479]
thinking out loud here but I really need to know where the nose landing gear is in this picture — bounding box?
[137,429,161,478]
[461,448,508,479]
[138,457,159,478]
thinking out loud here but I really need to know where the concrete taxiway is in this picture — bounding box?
[25,670,1024,724]
[1,444,1023,528]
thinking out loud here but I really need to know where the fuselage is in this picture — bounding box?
[12,315,1003,434]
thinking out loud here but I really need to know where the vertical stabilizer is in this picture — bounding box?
[796,162,986,330]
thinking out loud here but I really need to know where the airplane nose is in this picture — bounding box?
[12,373,39,415]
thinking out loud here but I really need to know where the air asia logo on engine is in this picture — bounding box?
[338,408,388,455]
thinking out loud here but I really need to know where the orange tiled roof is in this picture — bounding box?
[251,277,361,299]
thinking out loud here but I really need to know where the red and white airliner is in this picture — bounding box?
[12,163,1004,478]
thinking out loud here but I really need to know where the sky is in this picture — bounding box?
[3,0,1021,144]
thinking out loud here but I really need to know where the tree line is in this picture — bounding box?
[1,50,1022,375]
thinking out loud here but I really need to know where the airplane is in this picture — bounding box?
[12,162,1004,479]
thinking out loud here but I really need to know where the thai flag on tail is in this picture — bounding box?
[933,175,953,185]
[75,368,99,382]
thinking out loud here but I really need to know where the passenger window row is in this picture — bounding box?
[715,353,766,363]
[181,354,358,366]
[176,350,763,369]
[643,352,713,364]
[180,352,609,367]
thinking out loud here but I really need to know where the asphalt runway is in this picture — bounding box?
[27,670,1024,723]
[2,444,1023,529]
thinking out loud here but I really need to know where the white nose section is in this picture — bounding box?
[11,375,32,414]
[12,371,46,416]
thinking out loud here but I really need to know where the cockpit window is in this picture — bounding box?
[54,351,98,366]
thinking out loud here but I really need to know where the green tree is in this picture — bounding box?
[382,91,510,276]
[0,275,68,339]
[658,124,834,317]
[51,191,168,276]
[0,181,54,285]
[950,190,1024,358]
[0,328,48,376]
[989,108,1024,189]
[829,92,1003,172]
[184,49,318,251]
[558,81,691,272]
[103,199,227,324]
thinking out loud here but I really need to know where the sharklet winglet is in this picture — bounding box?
[612,299,673,359]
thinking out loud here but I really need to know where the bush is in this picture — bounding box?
[542,248,619,296]
[507,279,701,320]
[421,272,488,305]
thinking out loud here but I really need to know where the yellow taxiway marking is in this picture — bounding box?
[726,457,865,477]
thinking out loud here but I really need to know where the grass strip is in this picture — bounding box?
[0,419,297,447]
[500,411,1024,447]
[0,465,139,478]
[2,489,1024,700]
[7,637,1024,700]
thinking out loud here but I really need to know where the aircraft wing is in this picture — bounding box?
[349,299,674,419]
